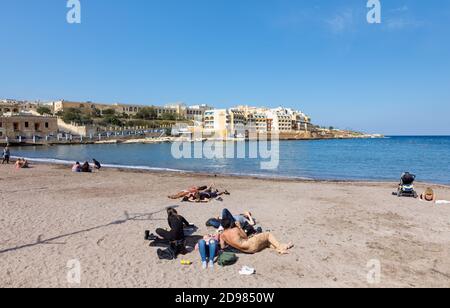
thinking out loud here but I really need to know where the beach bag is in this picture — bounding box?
[156,240,185,260]
[217,252,238,267]
[206,218,221,229]
[157,247,177,260]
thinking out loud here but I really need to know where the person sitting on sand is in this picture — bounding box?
[72,162,81,173]
[81,161,92,173]
[15,158,29,169]
[220,218,293,255]
[93,158,102,170]
[168,185,208,199]
[151,208,193,242]
[420,188,437,202]
[196,234,220,269]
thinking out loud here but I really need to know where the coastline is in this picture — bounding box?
[1,163,450,288]
[12,156,450,188]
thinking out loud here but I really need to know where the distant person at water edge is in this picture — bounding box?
[2,146,10,164]
[220,218,293,255]
[72,162,81,173]
[81,161,92,173]
[93,159,101,170]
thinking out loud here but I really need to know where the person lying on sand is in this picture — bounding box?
[168,185,208,199]
[182,185,230,203]
[220,218,293,255]
[220,209,255,227]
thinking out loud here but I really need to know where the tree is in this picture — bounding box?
[160,113,177,121]
[37,106,52,115]
[134,107,158,120]
[101,108,116,116]
[60,108,93,125]
[101,115,123,127]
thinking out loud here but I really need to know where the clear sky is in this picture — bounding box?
[1,0,449,135]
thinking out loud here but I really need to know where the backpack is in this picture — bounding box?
[157,240,185,261]
[217,252,238,267]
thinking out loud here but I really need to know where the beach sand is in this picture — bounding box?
[0,164,449,288]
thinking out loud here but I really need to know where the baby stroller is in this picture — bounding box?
[397,172,418,198]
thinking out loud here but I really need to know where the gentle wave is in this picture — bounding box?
[11,156,190,173]
[11,155,315,181]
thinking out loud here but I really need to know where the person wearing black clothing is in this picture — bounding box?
[93,158,101,170]
[155,208,191,241]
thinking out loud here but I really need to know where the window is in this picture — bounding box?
[0,122,2,128]
[45,122,49,128]
[13,123,19,131]
[25,122,29,128]
[35,123,41,131]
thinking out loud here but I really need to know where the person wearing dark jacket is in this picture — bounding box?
[93,159,101,170]
[155,208,191,241]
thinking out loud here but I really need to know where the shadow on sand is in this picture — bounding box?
[0,207,174,255]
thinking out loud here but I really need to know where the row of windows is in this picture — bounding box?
[0,122,50,130]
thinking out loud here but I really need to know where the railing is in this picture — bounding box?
[0,128,168,145]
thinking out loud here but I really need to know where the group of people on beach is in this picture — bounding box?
[145,206,293,269]
[1,145,30,169]
[72,159,102,173]
[168,185,230,203]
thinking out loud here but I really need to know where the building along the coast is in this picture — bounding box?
[200,105,313,139]
[52,100,211,121]
[0,112,58,142]
[0,99,43,115]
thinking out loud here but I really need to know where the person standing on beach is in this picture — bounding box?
[2,146,10,164]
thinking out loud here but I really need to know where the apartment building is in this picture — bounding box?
[266,108,293,132]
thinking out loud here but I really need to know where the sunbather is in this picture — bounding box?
[15,158,29,169]
[220,209,255,227]
[183,186,230,203]
[168,185,208,199]
[72,162,81,173]
[81,161,92,173]
[420,188,436,202]
[220,218,293,255]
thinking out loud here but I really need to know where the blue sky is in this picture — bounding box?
[1,0,449,135]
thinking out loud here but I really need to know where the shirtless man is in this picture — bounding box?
[219,218,293,254]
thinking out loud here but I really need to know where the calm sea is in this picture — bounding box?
[11,136,450,185]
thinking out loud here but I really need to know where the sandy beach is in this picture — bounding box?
[0,163,449,288]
